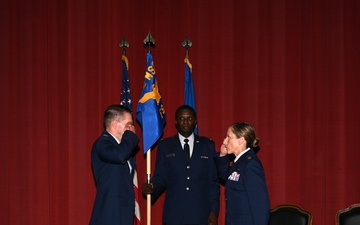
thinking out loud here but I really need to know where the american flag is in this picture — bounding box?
[120,54,141,225]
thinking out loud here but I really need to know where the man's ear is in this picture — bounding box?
[110,120,117,129]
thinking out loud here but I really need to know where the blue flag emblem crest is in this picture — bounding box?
[136,53,166,153]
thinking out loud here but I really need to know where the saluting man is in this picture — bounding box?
[90,105,140,225]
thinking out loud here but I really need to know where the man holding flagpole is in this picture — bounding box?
[142,105,220,225]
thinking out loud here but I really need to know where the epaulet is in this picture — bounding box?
[199,136,211,140]
[200,136,214,143]
[246,154,252,160]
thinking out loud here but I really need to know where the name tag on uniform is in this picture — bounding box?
[228,171,240,181]
[166,153,175,158]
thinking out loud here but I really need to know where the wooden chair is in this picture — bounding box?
[269,204,313,225]
[336,203,360,225]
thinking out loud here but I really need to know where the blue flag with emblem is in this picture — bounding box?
[136,52,166,153]
[120,55,132,110]
[184,57,198,134]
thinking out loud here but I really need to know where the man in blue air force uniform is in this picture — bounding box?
[90,105,139,225]
[143,105,219,225]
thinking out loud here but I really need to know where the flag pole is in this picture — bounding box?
[146,151,151,225]
[143,31,155,225]
[119,38,141,225]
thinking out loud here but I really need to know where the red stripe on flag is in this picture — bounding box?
[134,169,141,225]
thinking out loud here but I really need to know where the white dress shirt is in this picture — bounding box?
[178,133,194,158]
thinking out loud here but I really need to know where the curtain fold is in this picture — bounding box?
[1,0,360,224]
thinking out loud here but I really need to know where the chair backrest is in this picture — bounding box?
[336,203,360,225]
[269,204,313,225]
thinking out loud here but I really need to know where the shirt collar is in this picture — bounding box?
[234,147,251,162]
[178,133,194,144]
[108,132,120,144]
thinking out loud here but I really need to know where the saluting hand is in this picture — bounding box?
[126,124,136,133]
[219,144,227,157]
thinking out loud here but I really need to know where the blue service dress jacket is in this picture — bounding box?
[216,149,270,225]
[89,130,140,225]
[151,134,220,225]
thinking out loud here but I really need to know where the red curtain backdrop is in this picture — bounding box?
[1,0,360,224]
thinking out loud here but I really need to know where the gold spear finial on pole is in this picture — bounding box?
[143,31,155,53]
[119,37,130,56]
